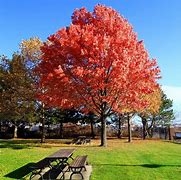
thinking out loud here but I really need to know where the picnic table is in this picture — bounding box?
[30,148,89,180]
[73,136,91,145]
[30,148,75,179]
[48,148,75,165]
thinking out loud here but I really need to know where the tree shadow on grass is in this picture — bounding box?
[0,139,57,149]
[0,140,31,149]
[94,163,181,168]
[0,139,101,150]
[4,163,35,179]
[4,162,65,179]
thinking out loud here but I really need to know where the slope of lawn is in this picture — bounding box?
[0,139,180,180]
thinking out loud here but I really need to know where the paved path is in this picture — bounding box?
[31,165,92,180]
[59,165,92,180]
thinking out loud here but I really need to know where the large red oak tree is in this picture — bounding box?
[37,5,160,146]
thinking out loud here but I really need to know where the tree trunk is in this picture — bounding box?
[90,120,95,139]
[13,125,18,138]
[164,127,167,140]
[41,103,45,143]
[48,123,50,138]
[147,125,154,138]
[127,114,132,142]
[118,116,122,138]
[147,116,155,138]
[142,117,147,140]
[0,121,2,134]
[159,127,161,139]
[168,125,171,140]
[100,116,107,147]
[41,118,45,143]
[59,122,63,139]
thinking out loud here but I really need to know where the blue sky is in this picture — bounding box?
[0,0,181,114]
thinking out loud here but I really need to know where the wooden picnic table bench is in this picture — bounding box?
[68,155,88,180]
[73,136,91,145]
[29,149,75,180]
[48,148,75,164]
[30,158,50,179]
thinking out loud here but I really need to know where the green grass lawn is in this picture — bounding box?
[0,138,180,180]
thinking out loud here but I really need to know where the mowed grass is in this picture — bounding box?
[0,139,181,180]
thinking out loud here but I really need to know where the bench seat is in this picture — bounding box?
[30,158,50,170]
[29,158,51,179]
[68,155,87,180]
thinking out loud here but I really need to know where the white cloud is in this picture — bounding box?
[162,85,181,112]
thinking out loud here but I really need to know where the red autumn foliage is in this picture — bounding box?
[37,5,160,117]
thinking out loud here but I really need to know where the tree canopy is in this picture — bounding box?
[37,5,160,114]
[157,91,175,126]
[36,5,160,146]
[0,54,35,122]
